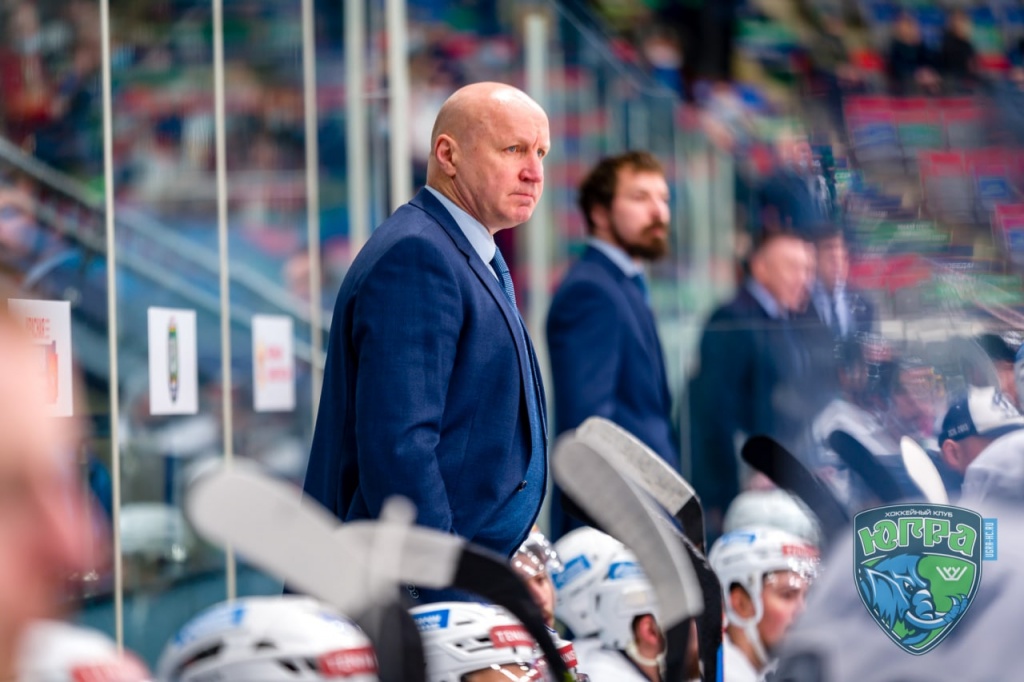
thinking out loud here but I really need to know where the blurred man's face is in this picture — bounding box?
[758,570,811,652]
[511,550,556,627]
[751,235,815,312]
[893,367,943,437]
[524,572,556,628]
[816,234,849,291]
[0,325,94,636]
[778,134,813,172]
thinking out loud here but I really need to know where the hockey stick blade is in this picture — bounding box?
[553,436,703,682]
[186,465,427,682]
[188,465,569,680]
[741,435,849,545]
[186,463,365,608]
[335,527,573,681]
[900,436,949,504]
[576,417,705,549]
[575,421,718,679]
[827,430,906,503]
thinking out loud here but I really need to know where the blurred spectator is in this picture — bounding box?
[699,79,757,154]
[756,130,832,233]
[808,11,865,132]
[409,49,462,188]
[884,357,944,448]
[689,230,816,538]
[973,333,1020,408]
[0,171,62,277]
[887,11,941,95]
[938,9,979,93]
[639,26,684,96]
[0,2,53,148]
[32,35,99,173]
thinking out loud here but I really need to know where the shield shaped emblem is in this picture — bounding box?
[854,504,982,655]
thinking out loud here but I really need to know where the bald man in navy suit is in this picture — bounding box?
[304,83,550,565]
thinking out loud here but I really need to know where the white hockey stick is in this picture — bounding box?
[185,463,573,681]
[900,436,949,504]
[574,417,720,680]
[575,417,705,549]
[552,434,703,682]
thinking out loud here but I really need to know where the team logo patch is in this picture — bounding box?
[551,554,590,590]
[854,504,982,655]
[412,609,450,632]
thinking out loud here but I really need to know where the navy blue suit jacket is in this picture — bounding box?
[546,246,678,537]
[303,189,547,558]
[688,284,812,534]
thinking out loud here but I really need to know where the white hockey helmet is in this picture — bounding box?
[591,547,660,650]
[411,602,541,682]
[709,525,819,665]
[513,529,563,578]
[17,620,151,682]
[156,596,378,681]
[550,527,625,637]
[723,489,822,547]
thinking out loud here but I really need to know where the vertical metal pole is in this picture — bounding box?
[303,0,325,420]
[346,0,370,255]
[524,12,553,533]
[98,0,124,651]
[386,0,411,210]
[211,0,236,600]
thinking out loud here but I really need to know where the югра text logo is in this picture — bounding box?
[854,504,981,655]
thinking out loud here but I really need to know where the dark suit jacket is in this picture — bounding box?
[688,284,812,532]
[808,283,876,339]
[546,245,678,538]
[303,189,546,558]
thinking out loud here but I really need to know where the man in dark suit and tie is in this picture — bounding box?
[807,226,874,339]
[303,82,550,565]
[800,225,877,408]
[546,151,677,540]
[688,230,816,539]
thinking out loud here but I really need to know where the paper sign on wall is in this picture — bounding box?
[253,315,295,412]
[7,298,74,417]
[148,307,198,415]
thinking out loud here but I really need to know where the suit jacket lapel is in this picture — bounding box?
[411,190,543,439]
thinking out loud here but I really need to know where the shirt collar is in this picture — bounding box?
[425,185,496,269]
[746,279,786,319]
[587,237,644,277]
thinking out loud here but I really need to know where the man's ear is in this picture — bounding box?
[434,134,458,177]
[729,584,756,619]
[589,204,610,237]
[941,439,962,473]
[633,614,662,649]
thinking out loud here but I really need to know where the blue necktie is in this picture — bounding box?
[490,248,517,308]
[489,246,545,471]
[631,273,650,304]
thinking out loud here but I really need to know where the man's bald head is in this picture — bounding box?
[426,82,550,233]
[429,82,544,155]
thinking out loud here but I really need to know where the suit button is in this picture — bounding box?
[516,480,528,492]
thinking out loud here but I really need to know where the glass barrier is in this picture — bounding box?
[6,0,1023,670]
